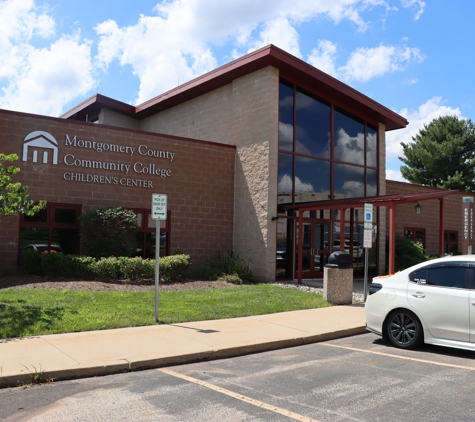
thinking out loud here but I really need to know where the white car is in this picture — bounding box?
[365,255,475,351]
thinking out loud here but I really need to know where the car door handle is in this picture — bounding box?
[412,293,425,298]
[471,302,475,306]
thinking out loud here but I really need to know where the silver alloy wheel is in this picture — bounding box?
[387,310,422,348]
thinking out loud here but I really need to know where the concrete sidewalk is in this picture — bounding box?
[0,305,366,388]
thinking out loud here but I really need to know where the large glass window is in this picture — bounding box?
[279,81,294,151]
[295,156,330,202]
[295,89,330,158]
[334,163,365,198]
[334,108,365,165]
[366,125,378,167]
[277,79,380,278]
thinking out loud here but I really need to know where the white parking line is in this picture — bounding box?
[320,343,475,371]
[159,368,321,422]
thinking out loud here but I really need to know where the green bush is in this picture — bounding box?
[218,273,243,285]
[21,250,190,282]
[21,249,44,275]
[197,250,253,281]
[387,236,428,272]
[79,206,137,258]
[159,254,191,281]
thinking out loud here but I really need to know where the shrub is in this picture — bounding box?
[218,273,243,285]
[79,206,137,258]
[41,252,66,277]
[387,236,427,272]
[159,254,191,281]
[21,249,43,275]
[197,250,253,281]
[21,251,190,282]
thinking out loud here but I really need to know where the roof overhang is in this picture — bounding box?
[61,45,408,130]
[285,190,460,211]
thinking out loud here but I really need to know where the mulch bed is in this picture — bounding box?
[0,276,238,292]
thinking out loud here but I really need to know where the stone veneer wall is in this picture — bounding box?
[139,66,280,281]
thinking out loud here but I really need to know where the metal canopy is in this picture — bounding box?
[285,190,460,284]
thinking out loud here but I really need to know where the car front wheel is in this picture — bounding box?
[386,309,423,349]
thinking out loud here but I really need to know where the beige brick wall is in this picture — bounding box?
[99,109,140,130]
[140,66,280,281]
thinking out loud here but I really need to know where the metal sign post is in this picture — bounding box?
[363,204,373,302]
[151,194,167,323]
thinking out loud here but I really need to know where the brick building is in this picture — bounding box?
[386,181,475,256]
[0,44,471,280]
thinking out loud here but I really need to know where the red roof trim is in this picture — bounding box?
[61,45,408,131]
[285,190,460,211]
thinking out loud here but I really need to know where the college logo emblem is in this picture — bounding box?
[23,131,58,165]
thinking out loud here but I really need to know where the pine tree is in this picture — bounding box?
[399,116,475,191]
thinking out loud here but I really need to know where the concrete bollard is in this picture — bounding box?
[323,267,353,305]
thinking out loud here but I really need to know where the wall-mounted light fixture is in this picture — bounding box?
[271,216,279,221]
[414,202,422,214]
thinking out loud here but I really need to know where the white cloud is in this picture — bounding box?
[94,0,397,104]
[0,0,424,115]
[386,168,407,182]
[307,40,338,77]
[401,0,426,20]
[308,41,424,83]
[0,0,95,116]
[386,97,463,162]
[341,44,425,82]
[385,97,463,181]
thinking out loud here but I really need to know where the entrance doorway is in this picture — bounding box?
[296,219,331,278]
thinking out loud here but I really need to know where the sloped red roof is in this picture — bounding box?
[61,45,408,131]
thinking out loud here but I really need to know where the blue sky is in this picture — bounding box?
[0,0,473,181]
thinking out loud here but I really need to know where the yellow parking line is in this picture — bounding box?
[321,343,475,371]
[159,368,321,422]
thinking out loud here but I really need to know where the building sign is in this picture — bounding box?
[462,197,474,254]
[22,131,176,189]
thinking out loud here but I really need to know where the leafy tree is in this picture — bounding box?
[79,206,138,258]
[0,153,46,216]
[399,115,475,191]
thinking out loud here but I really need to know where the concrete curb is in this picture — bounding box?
[0,325,367,388]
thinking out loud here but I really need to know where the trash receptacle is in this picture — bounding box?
[323,251,353,305]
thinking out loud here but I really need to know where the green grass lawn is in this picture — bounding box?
[0,284,331,339]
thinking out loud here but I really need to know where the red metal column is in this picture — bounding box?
[439,198,445,256]
[340,207,346,251]
[389,204,396,274]
[298,210,303,284]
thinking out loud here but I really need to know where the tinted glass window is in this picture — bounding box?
[54,208,77,224]
[279,82,294,151]
[366,125,377,167]
[366,168,377,197]
[278,153,293,206]
[24,208,47,223]
[427,267,467,288]
[334,109,364,165]
[295,89,330,158]
[295,156,330,202]
[410,267,427,283]
[334,163,365,198]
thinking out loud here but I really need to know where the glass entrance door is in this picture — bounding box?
[295,219,331,278]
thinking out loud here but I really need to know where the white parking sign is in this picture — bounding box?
[152,194,167,220]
